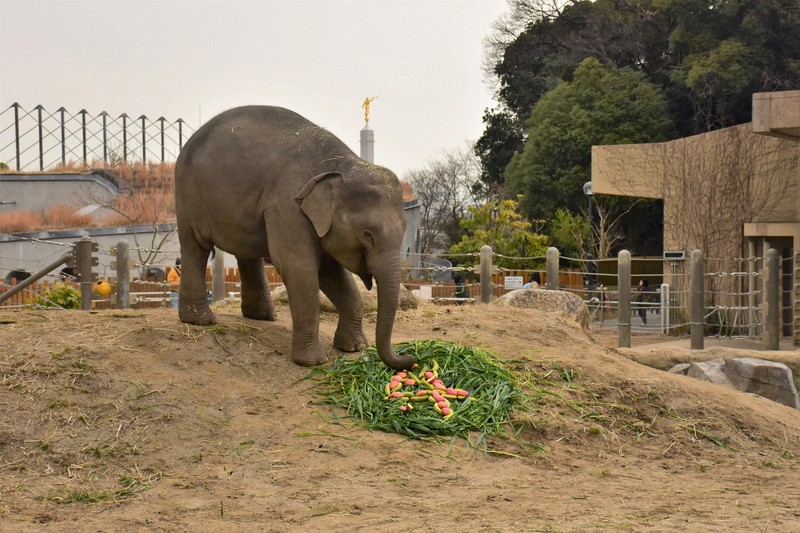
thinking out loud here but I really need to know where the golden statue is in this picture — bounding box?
[362,96,378,123]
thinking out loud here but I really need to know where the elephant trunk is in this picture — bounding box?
[373,254,414,370]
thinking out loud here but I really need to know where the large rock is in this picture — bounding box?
[492,289,590,329]
[669,357,799,408]
[684,358,734,387]
[271,278,417,314]
[724,357,799,409]
[667,363,691,375]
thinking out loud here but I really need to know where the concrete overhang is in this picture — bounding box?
[753,91,800,140]
[0,172,120,195]
[590,142,666,199]
[744,222,800,238]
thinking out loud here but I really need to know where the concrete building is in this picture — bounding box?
[0,224,179,283]
[0,172,119,213]
[592,90,800,339]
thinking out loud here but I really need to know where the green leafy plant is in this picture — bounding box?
[313,340,526,440]
[448,197,548,270]
[35,283,81,309]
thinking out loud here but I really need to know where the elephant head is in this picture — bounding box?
[295,166,415,370]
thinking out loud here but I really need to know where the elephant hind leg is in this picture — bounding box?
[177,231,216,325]
[238,257,276,321]
[319,258,367,353]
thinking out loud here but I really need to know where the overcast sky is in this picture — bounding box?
[0,0,508,177]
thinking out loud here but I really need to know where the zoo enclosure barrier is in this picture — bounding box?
[398,245,786,349]
[1,240,788,349]
[0,103,195,171]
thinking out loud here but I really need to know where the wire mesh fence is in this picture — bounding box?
[398,251,780,340]
[0,238,792,343]
[0,103,194,171]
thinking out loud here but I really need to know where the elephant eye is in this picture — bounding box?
[362,229,375,247]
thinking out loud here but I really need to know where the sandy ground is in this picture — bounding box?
[1,300,799,532]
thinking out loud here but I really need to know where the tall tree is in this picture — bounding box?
[477,0,799,255]
[488,0,800,128]
[478,0,672,191]
[663,0,800,131]
[506,58,672,217]
[505,58,672,255]
[473,108,524,193]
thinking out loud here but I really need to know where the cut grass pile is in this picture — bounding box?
[314,340,525,440]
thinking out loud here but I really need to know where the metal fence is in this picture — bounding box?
[399,248,793,342]
[2,238,793,346]
[0,103,194,171]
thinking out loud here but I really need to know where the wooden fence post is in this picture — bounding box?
[75,236,97,311]
[765,248,780,350]
[546,247,559,290]
[116,240,130,309]
[479,245,492,303]
[690,249,704,350]
[618,250,631,348]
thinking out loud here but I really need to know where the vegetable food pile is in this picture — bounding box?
[384,360,471,417]
[316,340,523,439]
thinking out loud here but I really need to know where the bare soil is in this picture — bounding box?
[1,301,799,531]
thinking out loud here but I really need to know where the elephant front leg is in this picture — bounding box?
[281,267,329,366]
[238,257,276,321]
[319,258,367,352]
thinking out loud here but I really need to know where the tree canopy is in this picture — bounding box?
[449,197,549,269]
[505,57,672,221]
[476,0,799,254]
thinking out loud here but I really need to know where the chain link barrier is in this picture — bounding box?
[0,240,787,342]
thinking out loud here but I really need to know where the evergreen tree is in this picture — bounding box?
[505,58,672,222]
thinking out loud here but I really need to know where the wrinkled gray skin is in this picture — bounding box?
[174,106,414,370]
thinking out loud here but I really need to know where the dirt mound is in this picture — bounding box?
[1,303,799,530]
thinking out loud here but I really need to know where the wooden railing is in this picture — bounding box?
[2,266,588,309]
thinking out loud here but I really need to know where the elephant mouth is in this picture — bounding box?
[360,273,373,291]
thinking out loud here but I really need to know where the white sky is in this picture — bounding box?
[0,0,508,177]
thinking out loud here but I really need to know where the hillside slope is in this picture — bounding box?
[1,302,799,531]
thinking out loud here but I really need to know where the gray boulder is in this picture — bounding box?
[724,358,799,409]
[667,363,691,375]
[492,289,590,329]
[685,358,734,387]
[668,357,799,409]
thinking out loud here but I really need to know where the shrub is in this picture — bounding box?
[35,283,81,309]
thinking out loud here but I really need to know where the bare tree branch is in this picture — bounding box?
[404,144,484,254]
[80,161,177,277]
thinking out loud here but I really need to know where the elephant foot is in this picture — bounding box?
[291,342,329,367]
[179,303,217,325]
[334,327,367,353]
[241,303,277,321]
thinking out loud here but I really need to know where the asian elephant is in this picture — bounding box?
[174,105,414,370]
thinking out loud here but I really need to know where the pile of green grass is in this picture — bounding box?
[314,340,525,440]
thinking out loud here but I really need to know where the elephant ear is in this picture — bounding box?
[295,172,343,238]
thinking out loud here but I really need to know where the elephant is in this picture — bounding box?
[174,105,414,370]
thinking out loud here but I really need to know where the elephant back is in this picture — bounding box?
[178,106,357,173]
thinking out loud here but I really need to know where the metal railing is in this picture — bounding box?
[0,103,194,171]
[399,247,784,344]
[1,239,789,349]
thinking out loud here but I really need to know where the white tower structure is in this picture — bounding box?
[360,125,374,163]
[359,96,378,163]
